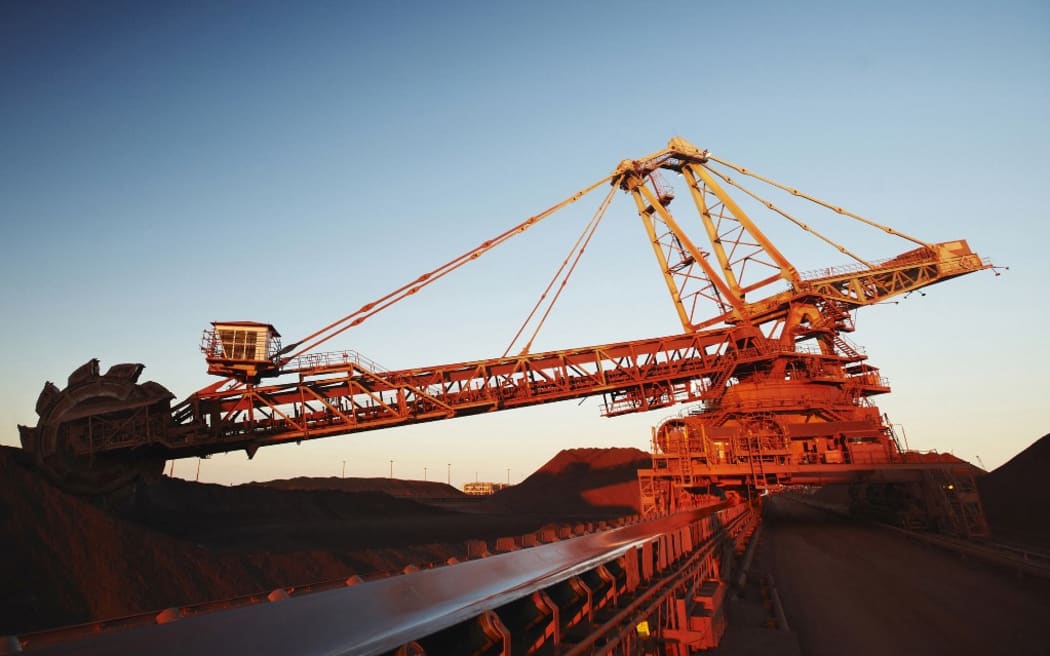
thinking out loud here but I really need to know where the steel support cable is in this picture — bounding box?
[282,175,615,363]
[503,185,617,357]
[699,165,876,269]
[518,194,611,355]
[704,154,931,247]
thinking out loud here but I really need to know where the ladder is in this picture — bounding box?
[921,467,989,537]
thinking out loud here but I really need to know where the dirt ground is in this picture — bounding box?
[758,496,1050,656]
[3,433,1047,640]
[0,445,650,635]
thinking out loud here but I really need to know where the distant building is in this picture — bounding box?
[463,481,510,496]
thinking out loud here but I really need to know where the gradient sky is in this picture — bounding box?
[2,1,1047,487]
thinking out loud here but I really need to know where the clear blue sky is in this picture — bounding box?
[2,1,1047,486]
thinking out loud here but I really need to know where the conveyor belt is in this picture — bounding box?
[19,502,754,655]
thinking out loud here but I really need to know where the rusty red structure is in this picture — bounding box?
[18,138,994,532]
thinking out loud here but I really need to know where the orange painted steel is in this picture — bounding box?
[163,324,879,457]
[173,329,739,453]
[17,138,995,498]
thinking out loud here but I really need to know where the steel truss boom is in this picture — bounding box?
[18,137,996,492]
[167,329,791,455]
[156,138,991,461]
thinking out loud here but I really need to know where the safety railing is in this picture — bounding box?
[798,251,934,281]
[283,348,388,373]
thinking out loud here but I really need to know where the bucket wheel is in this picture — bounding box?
[18,359,174,495]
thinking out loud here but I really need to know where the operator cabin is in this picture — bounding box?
[204,321,281,382]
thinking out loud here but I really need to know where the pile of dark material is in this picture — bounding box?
[483,447,651,517]
[0,445,650,635]
[9,431,1045,638]
[978,432,1050,546]
[261,476,462,498]
[0,446,474,634]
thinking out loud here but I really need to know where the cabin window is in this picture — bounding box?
[218,328,263,360]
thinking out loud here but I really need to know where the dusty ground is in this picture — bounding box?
[3,433,1047,643]
[0,445,649,635]
[757,496,1050,656]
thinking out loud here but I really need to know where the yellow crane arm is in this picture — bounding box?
[742,240,992,325]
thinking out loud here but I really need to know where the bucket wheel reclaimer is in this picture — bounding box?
[17,359,173,495]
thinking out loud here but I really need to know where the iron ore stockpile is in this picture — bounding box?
[481,447,651,516]
[0,445,649,635]
[5,438,1050,651]
[978,432,1050,548]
